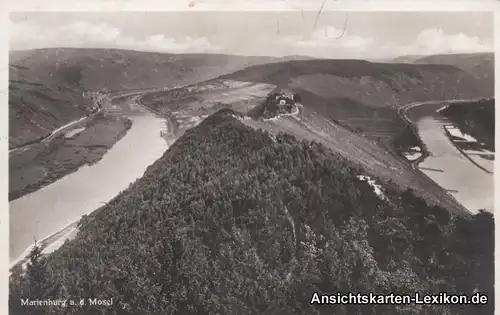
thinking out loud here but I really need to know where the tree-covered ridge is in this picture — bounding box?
[10,109,494,315]
[248,90,300,119]
[441,98,495,152]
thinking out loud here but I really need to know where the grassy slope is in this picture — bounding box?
[10,109,494,315]
[9,48,286,148]
[9,63,92,149]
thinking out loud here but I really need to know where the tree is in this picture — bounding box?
[26,242,59,303]
[293,93,302,103]
[26,243,48,298]
[9,264,26,315]
[9,109,495,315]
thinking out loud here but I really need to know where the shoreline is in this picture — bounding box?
[397,103,430,171]
[9,99,102,154]
[10,221,80,270]
[442,126,493,175]
[9,115,133,202]
[9,90,173,271]
[397,97,489,171]
[398,98,492,215]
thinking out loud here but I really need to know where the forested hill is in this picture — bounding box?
[10,109,493,315]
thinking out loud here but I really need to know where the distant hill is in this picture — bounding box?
[10,109,494,315]
[217,59,484,102]
[391,54,425,63]
[9,48,281,91]
[211,59,485,151]
[414,53,494,96]
[9,48,289,149]
[392,52,494,96]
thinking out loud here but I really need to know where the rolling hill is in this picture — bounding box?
[9,51,495,314]
[137,58,492,215]
[394,52,494,96]
[216,59,485,105]
[10,109,494,315]
[143,58,487,153]
[217,60,486,149]
[391,54,425,63]
[9,48,295,149]
[9,63,93,150]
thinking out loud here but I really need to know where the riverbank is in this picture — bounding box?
[399,99,493,214]
[9,222,79,271]
[397,98,490,170]
[397,102,431,171]
[9,96,102,153]
[440,98,495,152]
[9,92,171,268]
[442,126,493,175]
[9,114,133,201]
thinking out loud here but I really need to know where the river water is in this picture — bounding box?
[9,110,169,264]
[9,98,494,264]
[411,104,494,214]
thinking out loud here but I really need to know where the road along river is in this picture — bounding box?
[9,95,170,266]
[401,99,494,214]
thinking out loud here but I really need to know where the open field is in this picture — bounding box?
[140,79,277,137]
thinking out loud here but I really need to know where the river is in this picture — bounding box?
[10,97,493,264]
[9,105,169,265]
[408,102,494,214]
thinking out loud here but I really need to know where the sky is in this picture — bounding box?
[9,11,494,59]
